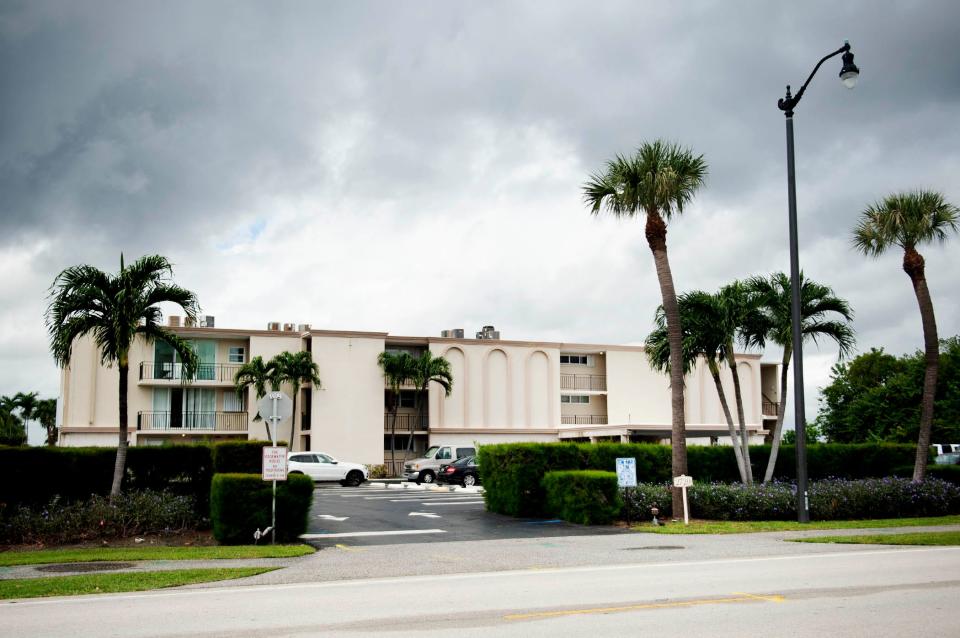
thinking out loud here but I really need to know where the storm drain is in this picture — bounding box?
[37,562,135,573]
[623,546,685,551]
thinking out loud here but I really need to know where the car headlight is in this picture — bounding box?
[414,463,420,470]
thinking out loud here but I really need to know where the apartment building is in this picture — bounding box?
[57,320,780,471]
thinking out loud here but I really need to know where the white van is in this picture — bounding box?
[403,444,476,483]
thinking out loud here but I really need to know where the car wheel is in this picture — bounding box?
[462,473,477,487]
[420,470,435,484]
[343,470,363,487]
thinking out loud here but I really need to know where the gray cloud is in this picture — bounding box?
[2,1,959,422]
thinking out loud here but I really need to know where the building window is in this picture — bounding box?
[228,347,245,363]
[399,390,416,408]
[561,395,590,404]
[560,354,593,366]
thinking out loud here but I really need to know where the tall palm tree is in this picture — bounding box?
[0,397,26,446]
[743,272,855,483]
[45,254,200,496]
[377,351,417,475]
[233,355,280,432]
[584,140,708,514]
[646,291,749,483]
[34,398,58,446]
[14,392,39,439]
[272,351,322,448]
[853,190,958,481]
[407,351,453,455]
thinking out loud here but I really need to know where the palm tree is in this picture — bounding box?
[646,291,749,483]
[407,351,453,456]
[377,351,417,475]
[14,392,39,439]
[34,398,58,446]
[743,272,855,483]
[853,190,958,481]
[272,351,322,448]
[233,355,280,431]
[0,397,26,446]
[45,254,200,496]
[584,140,708,514]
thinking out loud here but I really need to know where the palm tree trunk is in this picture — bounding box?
[110,362,129,497]
[708,360,746,483]
[726,345,753,485]
[763,346,792,483]
[406,385,425,456]
[289,385,298,449]
[646,210,687,517]
[905,248,939,482]
[390,388,399,477]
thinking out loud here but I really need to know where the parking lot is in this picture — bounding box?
[301,482,627,546]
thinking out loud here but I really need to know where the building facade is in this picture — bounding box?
[57,320,780,472]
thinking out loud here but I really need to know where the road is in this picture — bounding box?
[3,545,958,637]
[303,484,626,545]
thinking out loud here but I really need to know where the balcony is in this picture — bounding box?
[561,415,608,425]
[560,374,607,392]
[383,413,429,432]
[762,401,780,417]
[139,361,243,384]
[137,411,248,432]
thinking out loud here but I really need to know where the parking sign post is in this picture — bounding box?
[616,458,637,526]
[673,475,693,525]
[257,391,292,545]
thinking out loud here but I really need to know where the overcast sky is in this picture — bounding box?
[2,1,959,427]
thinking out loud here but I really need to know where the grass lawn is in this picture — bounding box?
[632,515,960,534]
[794,531,960,546]
[0,545,314,567]
[0,567,277,599]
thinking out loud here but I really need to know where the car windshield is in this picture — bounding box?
[423,446,440,459]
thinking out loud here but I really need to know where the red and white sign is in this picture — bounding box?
[262,446,288,481]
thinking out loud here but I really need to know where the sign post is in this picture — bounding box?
[616,458,637,525]
[257,391,292,545]
[673,474,693,525]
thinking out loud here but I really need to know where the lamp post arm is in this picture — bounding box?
[778,43,850,116]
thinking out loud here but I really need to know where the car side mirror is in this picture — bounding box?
[331,460,338,464]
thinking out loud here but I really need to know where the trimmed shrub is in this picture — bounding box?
[212,440,287,474]
[623,478,960,522]
[0,489,197,545]
[127,444,213,518]
[928,465,960,485]
[542,471,622,525]
[210,473,313,544]
[480,442,920,517]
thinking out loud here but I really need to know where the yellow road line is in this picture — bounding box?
[334,544,366,552]
[504,593,785,621]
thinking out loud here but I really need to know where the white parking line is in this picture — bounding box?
[423,500,485,506]
[361,494,477,501]
[300,529,446,539]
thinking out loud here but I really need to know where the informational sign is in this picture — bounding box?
[616,457,637,488]
[673,475,693,488]
[262,446,288,481]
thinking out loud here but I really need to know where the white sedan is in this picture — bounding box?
[287,452,368,486]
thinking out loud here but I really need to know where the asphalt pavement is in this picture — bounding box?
[302,482,627,546]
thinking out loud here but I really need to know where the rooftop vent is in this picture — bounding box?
[267,322,281,331]
[282,323,296,332]
[476,325,500,340]
[441,328,465,339]
[297,324,312,332]
[168,316,181,328]
[200,315,215,328]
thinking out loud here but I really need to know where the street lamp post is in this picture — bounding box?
[777,42,859,523]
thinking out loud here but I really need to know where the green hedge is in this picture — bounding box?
[478,442,920,517]
[928,465,960,485]
[212,440,287,474]
[210,473,314,544]
[542,470,622,525]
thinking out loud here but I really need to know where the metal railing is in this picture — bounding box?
[762,401,780,416]
[560,374,607,391]
[139,361,244,383]
[137,411,248,432]
[561,414,608,425]
[383,413,429,432]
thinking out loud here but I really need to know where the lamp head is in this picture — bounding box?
[839,46,859,89]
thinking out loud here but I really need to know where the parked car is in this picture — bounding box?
[287,452,369,486]
[437,455,480,487]
[403,445,476,484]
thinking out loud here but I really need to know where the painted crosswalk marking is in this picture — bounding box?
[317,514,349,521]
[423,500,485,506]
[409,512,442,518]
[300,529,446,539]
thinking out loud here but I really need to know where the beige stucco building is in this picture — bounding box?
[57,320,780,472]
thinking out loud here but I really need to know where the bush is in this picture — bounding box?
[210,473,313,544]
[212,440,287,474]
[365,464,389,479]
[928,465,960,485]
[623,478,960,522]
[0,490,198,545]
[542,471,622,525]
[479,442,919,518]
